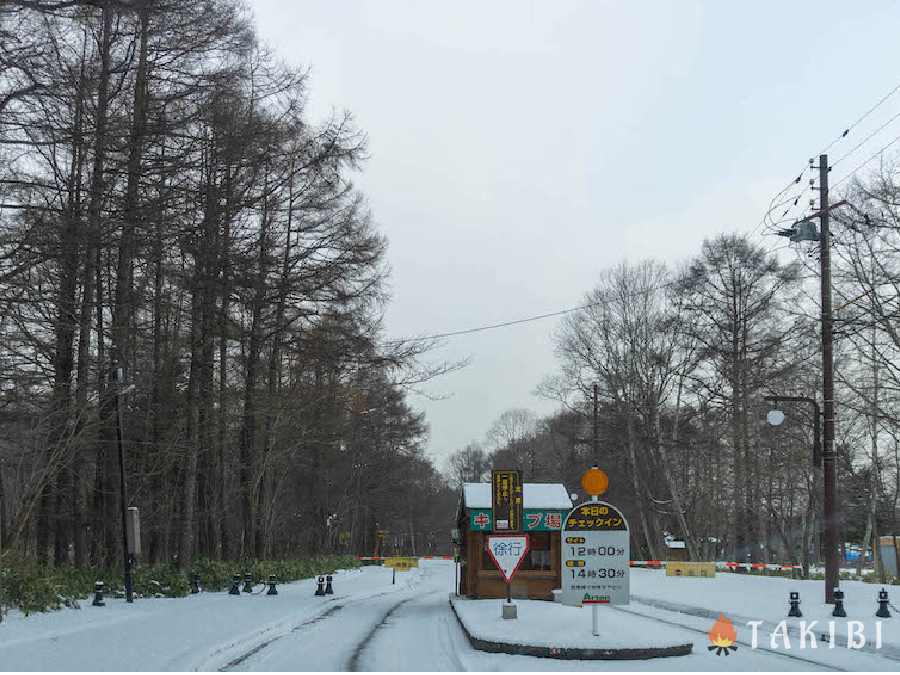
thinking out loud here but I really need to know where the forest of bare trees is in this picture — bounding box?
[449,214,900,576]
[4,0,900,585]
[0,0,457,571]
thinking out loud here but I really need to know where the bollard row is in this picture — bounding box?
[785,588,891,619]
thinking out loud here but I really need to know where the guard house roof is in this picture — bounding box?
[462,482,572,510]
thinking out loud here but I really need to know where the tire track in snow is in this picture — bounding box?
[218,604,345,671]
[346,565,461,672]
[217,567,431,671]
[346,596,415,671]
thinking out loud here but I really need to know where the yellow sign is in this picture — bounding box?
[580,466,609,496]
[666,562,716,578]
[383,557,419,571]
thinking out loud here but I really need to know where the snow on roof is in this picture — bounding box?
[462,482,572,510]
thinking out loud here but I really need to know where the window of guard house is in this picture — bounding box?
[483,533,552,572]
[526,532,552,571]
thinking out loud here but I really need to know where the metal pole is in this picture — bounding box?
[819,154,839,605]
[592,383,599,465]
[592,604,599,636]
[114,367,133,604]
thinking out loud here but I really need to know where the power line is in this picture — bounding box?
[754,77,900,236]
[382,280,678,345]
[832,131,900,189]
[831,107,900,167]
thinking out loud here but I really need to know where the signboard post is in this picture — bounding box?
[383,556,418,585]
[561,467,630,636]
[491,469,523,532]
[485,534,529,617]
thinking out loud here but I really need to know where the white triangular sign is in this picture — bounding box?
[486,535,530,582]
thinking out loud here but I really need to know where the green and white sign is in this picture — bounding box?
[469,509,566,532]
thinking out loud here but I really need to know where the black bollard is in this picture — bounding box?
[267,575,278,596]
[832,588,847,618]
[876,588,891,618]
[314,576,326,596]
[243,572,254,594]
[190,574,201,594]
[325,574,334,595]
[92,581,105,607]
[229,574,241,595]
[788,591,802,617]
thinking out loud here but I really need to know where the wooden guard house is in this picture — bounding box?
[456,482,572,600]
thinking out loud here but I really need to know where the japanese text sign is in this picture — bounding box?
[561,500,630,606]
[491,469,523,532]
[485,534,530,582]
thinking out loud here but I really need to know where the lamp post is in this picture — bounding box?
[764,394,821,583]
[764,395,820,467]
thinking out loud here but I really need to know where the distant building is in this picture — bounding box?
[456,482,572,600]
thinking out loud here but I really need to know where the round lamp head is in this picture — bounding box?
[767,409,785,426]
[580,466,609,497]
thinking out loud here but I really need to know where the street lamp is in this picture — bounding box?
[764,394,822,582]
[763,395,821,467]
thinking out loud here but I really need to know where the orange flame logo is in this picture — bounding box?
[707,613,739,655]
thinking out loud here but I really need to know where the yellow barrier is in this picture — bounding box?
[665,562,716,578]
[383,557,419,571]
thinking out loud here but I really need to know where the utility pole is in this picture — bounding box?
[592,383,599,464]
[818,153,839,605]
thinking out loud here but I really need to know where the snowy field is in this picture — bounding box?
[1,561,899,671]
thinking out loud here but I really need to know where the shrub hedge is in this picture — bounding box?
[0,553,359,616]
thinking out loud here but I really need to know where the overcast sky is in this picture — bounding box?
[250,0,900,467]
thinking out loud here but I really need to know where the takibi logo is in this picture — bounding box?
[707,613,739,655]
[705,614,885,655]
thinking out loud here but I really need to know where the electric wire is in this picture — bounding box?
[754,77,900,236]
[381,279,679,345]
[831,107,900,167]
[831,131,900,190]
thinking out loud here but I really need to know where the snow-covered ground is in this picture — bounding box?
[0,565,423,671]
[1,560,899,671]
[451,595,694,650]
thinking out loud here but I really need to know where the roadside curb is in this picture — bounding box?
[448,595,693,661]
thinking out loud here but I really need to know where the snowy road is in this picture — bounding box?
[214,562,895,672]
[224,563,465,672]
[2,561,899,671]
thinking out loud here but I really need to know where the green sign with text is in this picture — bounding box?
[468,509,565,532]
